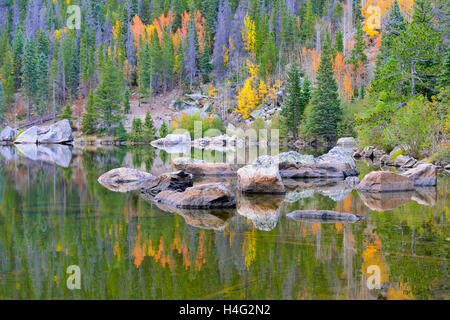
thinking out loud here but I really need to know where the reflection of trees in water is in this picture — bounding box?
[0,147,447,299]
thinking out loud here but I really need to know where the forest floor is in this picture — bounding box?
[122,88,182,131]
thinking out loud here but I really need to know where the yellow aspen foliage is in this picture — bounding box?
[112,20,120,40]
[234,59,260,119]
[258,80,268,104]
[208,83,218,97]
[241,12,256,59]
[235,77,259,119]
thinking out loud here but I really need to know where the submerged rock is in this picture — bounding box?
[287,210,364,222]
[357,171,414,192]
[98,168,154,192]
[14,120,73,144]
[237,195,283,231]
[237,164,286,194]
[401,163,437,186]
[140,171,193,196]
[154,183,236,209]
[172,157,237,176]
[412,187,437,206]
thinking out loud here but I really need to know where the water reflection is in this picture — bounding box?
[1,144,73,167]
[0,145,447,300]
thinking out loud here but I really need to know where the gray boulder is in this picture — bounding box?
[154,183,236,209]
[14,120,73,144]
[98,168,154,192]
[237,164,286,194]
[336,137,356,148]
[151,131,191,146]
[38,119,73,144]
[0,126,18,142]
[140,171,193,197]
[394,155,417,168]
[357,171,415,192]
[15,126,39,144]
[401,163,437,186]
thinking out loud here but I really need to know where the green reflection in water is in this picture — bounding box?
[0,146,447,300]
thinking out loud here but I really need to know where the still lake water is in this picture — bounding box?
[0,145,448,300]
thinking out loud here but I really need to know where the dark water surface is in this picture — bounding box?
[0,145,448,300]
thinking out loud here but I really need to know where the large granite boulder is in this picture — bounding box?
[0,126,18,143]
[237,195,283,231]
[287,210,364,222]
[38,120,73,144]
[140,171,193,197]
[237,164,286,194]
[394,155,417,168]
[98,168,154,192]
[172,157,237,176]
[357,171,414,192]
[151,131,191,146]
[14,120,73,144]
[314,147,359,178]
[14,126,39,144]
[154,183,236,209]
[401,163,437,186]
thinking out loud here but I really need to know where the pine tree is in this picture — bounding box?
[82,89,97,135]
[130,117,144,142]
[350,19,367,67]
[281,64,304,137]
[60,103,74,126]
[115,121,128,141]
[95,57,122,131]
[123,87,131,114]
[201,42,212,83]
[0,81,5,124]
[413,0,434,25]
[439,45,450,88]
[22,36,38,119]
[144,111,156,142]
[306,42,342,142]
[12,25,24,89]
[335,29,343,53]
[302,75,311,105]
[160,121,168,138]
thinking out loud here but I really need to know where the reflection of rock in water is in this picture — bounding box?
[358,191,414,211]
[154,202,235,231]
[286,210,364,222]
[283,178,353,202]
[0,146,19,161]
[237,194,284,231]
[412,187,437,206]
[14,144,72,168]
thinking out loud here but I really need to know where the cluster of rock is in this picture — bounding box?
[151,132,242,152]
[353,145,420,169]
[357,163,437,194]
[0,120,73,145]
[98,167,236,210]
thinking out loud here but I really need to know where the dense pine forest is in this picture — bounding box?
[0,0,448,161]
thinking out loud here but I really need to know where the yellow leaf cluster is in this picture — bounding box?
[241,12,256,59]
